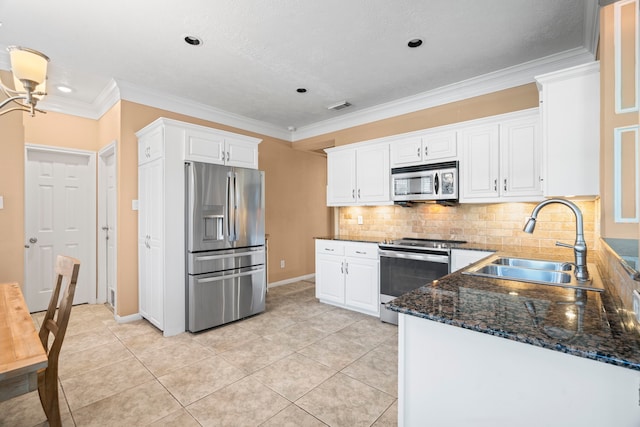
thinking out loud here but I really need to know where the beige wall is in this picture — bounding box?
[600,3,639,239]
[113,101,332,315]
[294,84,539,151]
[0,70,26,285]
[0,96,332,317]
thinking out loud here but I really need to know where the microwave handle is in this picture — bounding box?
[434,171,439,195]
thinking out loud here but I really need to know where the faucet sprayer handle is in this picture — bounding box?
[555,241,574,249]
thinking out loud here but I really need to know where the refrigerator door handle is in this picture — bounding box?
[196,266,264,283]
[234,172,239,242]
[226,172,233,241]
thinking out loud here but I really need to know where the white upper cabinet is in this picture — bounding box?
[327,149,357,205]
[460,109,543,203]
[391,129,457,167]
[326,142,391,206]
[183,124,261,169]
[460,123,501,199]
[500,114,543,197]
[138,126,164,165]
[535,62,600,197]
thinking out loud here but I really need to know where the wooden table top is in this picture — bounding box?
[0,283,48,381]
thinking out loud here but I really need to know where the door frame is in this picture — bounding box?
[24,143,97,306]
[98,141,117,308]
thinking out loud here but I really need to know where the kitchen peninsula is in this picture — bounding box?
[388,252,640,427]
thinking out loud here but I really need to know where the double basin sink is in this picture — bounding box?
[462,254,604,292]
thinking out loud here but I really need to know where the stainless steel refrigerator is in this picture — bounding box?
[185,161,266,332]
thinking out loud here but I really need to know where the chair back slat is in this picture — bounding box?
[38,255,80,358]
[36,255,80,427]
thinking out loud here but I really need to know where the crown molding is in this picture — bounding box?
[114,80,292,140]
[291,47,595,142]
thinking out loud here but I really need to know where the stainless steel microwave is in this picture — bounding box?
[391,161,459,203]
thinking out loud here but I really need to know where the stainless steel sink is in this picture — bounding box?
[474,265,572,284]
[462,254,604,292]
[491,257,571,271]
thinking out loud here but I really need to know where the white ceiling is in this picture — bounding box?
[0,0,599,141]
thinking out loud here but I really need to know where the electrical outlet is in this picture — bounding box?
[633,290,640,323]
[357,215,363,225]
[280,260,285,269]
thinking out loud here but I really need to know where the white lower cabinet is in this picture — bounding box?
[399,314,640,426]
[450,249,494,272]
[315,240,379,316]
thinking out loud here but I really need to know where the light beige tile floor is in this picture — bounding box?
[0,280,398,427]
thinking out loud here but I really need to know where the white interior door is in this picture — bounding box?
[98,143,117,308]
[24,145,96,312]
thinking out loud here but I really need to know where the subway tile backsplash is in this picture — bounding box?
[339,201,598,254]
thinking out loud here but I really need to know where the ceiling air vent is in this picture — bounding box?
[327,101,352,111]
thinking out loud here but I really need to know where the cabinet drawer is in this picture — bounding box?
[316,240,345,256]
[345,243,378,259]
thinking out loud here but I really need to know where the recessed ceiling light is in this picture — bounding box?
[407,38,423,48]
[184,35,202,46]
[296,88,307,93]
[56,85,73,93]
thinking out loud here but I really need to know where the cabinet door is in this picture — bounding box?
[460,124,500,199]
[500,116,542,197]
[316,254,345,305]
[184,129,225,164]
[344,257,379,315]
[356,144,390,203]
[138,127,164,165]
[537,64,600,197]
[327,149,357,205]
[138,160,164,329]
[423,130,457,161]
[391,136,423,166]
[226,137,259,169]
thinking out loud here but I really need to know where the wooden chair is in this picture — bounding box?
[37,255,80,427]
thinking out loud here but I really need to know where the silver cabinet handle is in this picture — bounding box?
[226,152,230,162]
[357,189,361,199]
[352,189,355,199]
[29,237,38,244]
[355,250,366,254]
[341,261,344,274]
[504,179,507,191]
[324,248,335,252]
[425,146,428,157]
[417,147,420,158]
[345,262,349,274]
[494,179,497,191]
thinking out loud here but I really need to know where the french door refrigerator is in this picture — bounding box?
[185,161,266,332]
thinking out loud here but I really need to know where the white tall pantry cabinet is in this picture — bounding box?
[136,118,261,337]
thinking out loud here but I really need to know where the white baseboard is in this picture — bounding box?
[115,312,143,323]
[268,273,315,288]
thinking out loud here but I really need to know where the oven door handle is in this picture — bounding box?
[378,249,449,263]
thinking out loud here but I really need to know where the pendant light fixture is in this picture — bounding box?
[0,46,50,117]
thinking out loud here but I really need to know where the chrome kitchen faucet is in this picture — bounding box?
[523,198,590,282]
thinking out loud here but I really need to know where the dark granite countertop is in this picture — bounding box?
[388,253,640,371]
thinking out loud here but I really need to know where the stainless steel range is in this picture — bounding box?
[378,238,466,324]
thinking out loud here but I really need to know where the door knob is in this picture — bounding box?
[29,237,38,244]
